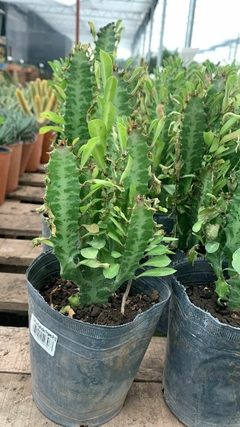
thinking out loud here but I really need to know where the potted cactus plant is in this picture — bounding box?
[162,62,240,427]
[26,22,175,427]
[0,107,23,193]
[16,78,58,171]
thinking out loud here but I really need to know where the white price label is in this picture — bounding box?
[30,314,58,357]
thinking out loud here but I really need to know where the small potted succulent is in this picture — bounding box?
[0,107,22,193]
[27,22,175,427]
[0,116,12,204]
[16,78,58,171]
[162,63,240,427]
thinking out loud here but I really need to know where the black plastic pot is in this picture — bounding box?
[26,251,171,427]
[153,212,174,236]
[163,258,240,427]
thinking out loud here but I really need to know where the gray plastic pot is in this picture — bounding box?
[41,214,52,252]
[26,251,171,427]
[155,249,185,335]
[163,258,240,427]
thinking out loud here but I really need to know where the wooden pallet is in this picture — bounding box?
[0,328,184,427]
[0,166,184,426]
[0,168,43,314]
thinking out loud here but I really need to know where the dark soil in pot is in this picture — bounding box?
[40,276,160,326]
[186,283,240,328]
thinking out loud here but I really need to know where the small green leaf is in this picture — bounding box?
[40,111,65,125]
[117,122,127,152]
[145,245,167,255]
[120,155,133,183]
[110,217,126,236]
[81,137,99,167]
[102,102,116,134]
[203,131,214,146]
[220,115,240,135]
[89,238,106,250]
[206,242,220,253]
[215,278,229,300]
[81,247,99,259]
[100,50,113,87]
[111,251,122,258]
[148,236,164,245]
[60,305,71,314]
[124,58,133,70]
[108,232,122,245]
[232,248,240,274]
[127,66,143,83]
[82,224,99,233]
[88,21,97,39]
[68,295,80,307]
[104,76,118,103]
[141,255,171,268]
[77,259,109,268]
[150,117,165,148]
[136,267,176,278]
[220,129,240,144]
[103,263,120,279]
[39,125,62,134]
[192,219,204,233]
[88,119,107,152]
[32,237,54,247]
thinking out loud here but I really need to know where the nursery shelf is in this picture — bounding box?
[0,166,184,426]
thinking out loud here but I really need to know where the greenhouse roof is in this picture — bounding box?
[2,0,157,55]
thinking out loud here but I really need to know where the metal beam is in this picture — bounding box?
[147,0,155,61]
[185,0,197,48]
[198,37,240,53]
[156,0,167,67]
[131,0,158,57]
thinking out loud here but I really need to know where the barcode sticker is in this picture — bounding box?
[30,314,58,357]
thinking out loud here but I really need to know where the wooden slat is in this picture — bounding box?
[19,173,45,187]
[0,273,28,313]
[0,213,41,237]
[0,200,42,215]
[6,186,45,203]
[0,239,42,266]
[0,327,29,373]
[0,327,166,382]
[37,163,47,173]
[0,374,184,426]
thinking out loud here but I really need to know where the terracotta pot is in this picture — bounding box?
[41,130,56,164]
[19,139,35,176]
[0,146,12,205]
[6,141,23,193]
[25,133,44,172]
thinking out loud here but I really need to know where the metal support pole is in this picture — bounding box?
[234,34,240,60]
[142,24,147,56]
[147,0,155,62]
[185,0,197,48]
[157,0,167,68]
[76,0,80,43]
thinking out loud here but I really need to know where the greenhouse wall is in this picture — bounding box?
[0,1,72,68]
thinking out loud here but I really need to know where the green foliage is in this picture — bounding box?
[0,107,38,145]
[33,22,175,308]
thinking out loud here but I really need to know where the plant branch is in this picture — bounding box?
[121,279,132,316]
